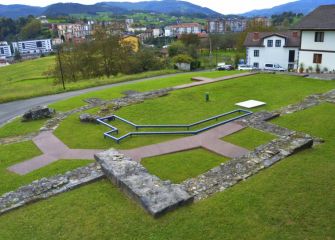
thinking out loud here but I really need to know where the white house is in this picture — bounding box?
[293,5,335,72]
[12,39,52,55]
[244,31,300,70]
[164,23,202,37]
[0,42,12,58]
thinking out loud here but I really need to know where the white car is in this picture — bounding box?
[238,64,255,71]
[264,64,286,72]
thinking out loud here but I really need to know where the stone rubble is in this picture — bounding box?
[0,163,104,215]
[95,149,193,218]
[79,113,100,123]
[0,132,38,146]
[22,106,55,122]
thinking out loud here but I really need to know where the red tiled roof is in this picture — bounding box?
[168,23,202,28]
[244,31,300,47]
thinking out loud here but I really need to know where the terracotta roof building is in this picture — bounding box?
[244,31,300,48]
[243,31,300,70]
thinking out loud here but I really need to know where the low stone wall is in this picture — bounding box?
[0,163,104,215]
[0,132,38,146]
[182,109,317,201]
[182,133,313,201]
[95,149,193,218]
[274,89,335,116]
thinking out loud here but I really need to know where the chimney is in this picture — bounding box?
[253,32,260,40]
[292,31,298,38]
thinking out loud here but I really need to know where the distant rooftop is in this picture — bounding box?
[244,31,300,48]
[167,23,202,28]
[292,5,335,30]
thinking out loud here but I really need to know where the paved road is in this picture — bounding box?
[0,72,192,126]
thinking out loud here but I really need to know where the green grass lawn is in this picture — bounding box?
[0,103,334,239]
[0,140,93,194]
[223,128,275,150]
[0,56,55,82]
[0,70,237,140]
[142,148,229,183]
[49,70,241,112]
[53,73,335,150]
[0,55,241,103]
[0,118,46,138]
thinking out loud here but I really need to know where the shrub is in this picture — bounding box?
[172,54,193,64]
[299,63,304,73]
[316,64,321,74]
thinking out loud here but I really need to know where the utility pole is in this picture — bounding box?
[208,35,213,70]
[56,45,66,90]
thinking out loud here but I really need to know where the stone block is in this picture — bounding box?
[95,149,193,217]
[22,106,55,122]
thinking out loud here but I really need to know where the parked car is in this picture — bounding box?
[216,63,234,71]
[238,64,255,71]
[264,64,286,72]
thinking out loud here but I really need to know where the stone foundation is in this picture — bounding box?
[182,134,313,201]
[0,163,104,215]
[95,149,193,218]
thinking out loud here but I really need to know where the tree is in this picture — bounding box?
[172,54,193,64]
[19,19,42,40]
[168,41,186,57]
[179,34,200,47]
[13,49,21,61]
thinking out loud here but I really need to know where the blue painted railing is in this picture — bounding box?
[97,109,252,143]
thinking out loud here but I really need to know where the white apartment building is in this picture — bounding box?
[164,23,202,37]
[12,39,52,55]
[0,42,12,58]
[244,31,300,70]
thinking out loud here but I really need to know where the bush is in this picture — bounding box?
[316,64,321,74]
[190,61,201,70]
[172,54,193,64]
[299,63,304,73]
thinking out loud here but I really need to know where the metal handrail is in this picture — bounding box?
[97,109,252,143]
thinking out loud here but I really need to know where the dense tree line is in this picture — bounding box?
[0,16,52,41]
[54,29,165,85]
[271,12,304,27]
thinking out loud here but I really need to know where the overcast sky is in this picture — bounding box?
[1,0,296,14]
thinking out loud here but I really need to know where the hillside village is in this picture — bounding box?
[0,1,335,239]
[0,15,271,59]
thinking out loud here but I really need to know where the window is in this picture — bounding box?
[22,43,25,49]
[254,50,259,57]
[313,54,322,64]
[314,32,324,42]
[267,40,273,47]
[253,62,259,68]
[275,40,281,47]
[36,41,42,48]
[0,48,4,55]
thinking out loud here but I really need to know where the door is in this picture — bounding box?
[289,50,295,63]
